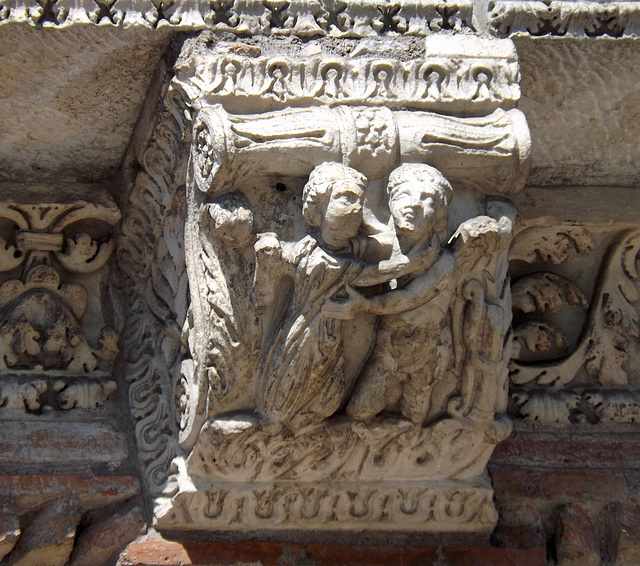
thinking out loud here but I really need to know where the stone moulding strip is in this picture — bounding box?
[0,0,475,34]
[0,372,116,412]
[155,478,498,532]
[175,48,521,114]
[509,387,640,424]
[489,0,640,37]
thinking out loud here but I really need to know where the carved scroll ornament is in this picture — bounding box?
[507,223,640,424]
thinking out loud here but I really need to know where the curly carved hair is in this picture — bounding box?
[387,163,453,240]
[302,163,367,228]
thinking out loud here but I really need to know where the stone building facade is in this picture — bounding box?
[1,1,640,564]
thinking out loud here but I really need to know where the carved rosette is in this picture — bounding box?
[0,185,121,413]
[123,33,532,532]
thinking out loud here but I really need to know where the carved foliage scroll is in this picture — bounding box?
[117,85,190,496]
[508,224,640,424]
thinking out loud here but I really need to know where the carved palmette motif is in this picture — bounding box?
[0,186,121,412]
[157,480,498,531]
[177,47,521,113]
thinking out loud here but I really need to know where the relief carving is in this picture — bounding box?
[508,223,640,424]
[510,228,640,388]
[0,0,477,34]
[489,0,640,38]
[121,34,531,531]
[0,186,120,412]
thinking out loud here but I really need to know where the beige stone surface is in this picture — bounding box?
[0,1,639,553]
[517,37,640,187]
[124,34,528,533]
[0,24,172,183]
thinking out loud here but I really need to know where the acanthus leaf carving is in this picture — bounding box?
[510,229,640,388]
[118,80,191,496]
[489,0,640,38]
[509,226,595,265]
[512,272,588,314]
[513,319,569,363]
[510,388,640,424]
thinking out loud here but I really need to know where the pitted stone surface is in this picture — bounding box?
[0,25,172,183]
[517,38,640,187]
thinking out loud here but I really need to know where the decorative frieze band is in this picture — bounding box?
[0,0,474,35]
[0,185,121,412]
[510,388,640,424]
[5,0,640,38]
[0,373,116,411]
[177,38,520,114]
[489,0,640,37]
[156,479,498,532]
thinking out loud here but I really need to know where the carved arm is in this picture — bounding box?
[323,250,456,319]
[351,234,440,288]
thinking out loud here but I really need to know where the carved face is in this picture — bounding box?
[389,181,438,237]
[320,180,364,247]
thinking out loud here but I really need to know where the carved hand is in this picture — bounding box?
[321,284,366,320]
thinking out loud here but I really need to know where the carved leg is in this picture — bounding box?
[346,353,397,421]
[401,370,434,425]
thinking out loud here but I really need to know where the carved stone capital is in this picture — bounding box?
[121,33,531,533]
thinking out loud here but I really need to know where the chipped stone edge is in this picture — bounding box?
[489,0,640,38]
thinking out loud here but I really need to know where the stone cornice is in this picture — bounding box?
[0,0,475,35]
[3,0,640,38]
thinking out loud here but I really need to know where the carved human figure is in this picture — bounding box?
[323,164,456,426]
[199,192,259,414]
[255,163,435,428]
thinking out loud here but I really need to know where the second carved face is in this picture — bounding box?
[389,181,438,237]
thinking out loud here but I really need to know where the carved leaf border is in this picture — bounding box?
[117,77,191,496]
